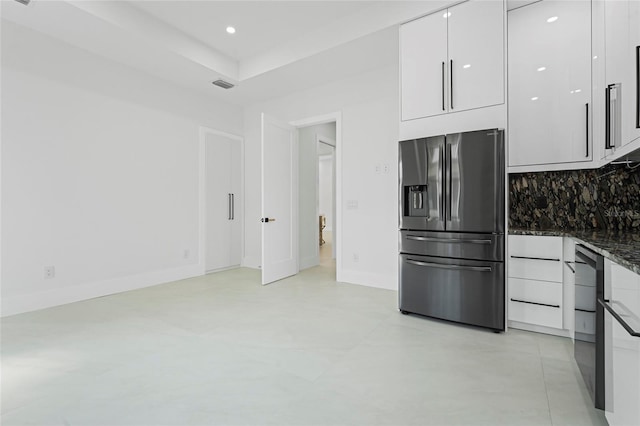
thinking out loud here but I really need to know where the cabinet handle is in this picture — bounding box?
[585,103,589,157]
[510,298,560,309]
[231,193,235,220]
[575,308,596,313]
[510,255,560,262]
[599,298,640,338]
[228,194,232,220]
[605,85,613,149]
[441,61,446,111]
[636,46,639,129]
[450,59,454,110]
[564,261,576,274]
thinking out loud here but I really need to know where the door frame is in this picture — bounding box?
[290,112,343,281]
[198,126,245,275]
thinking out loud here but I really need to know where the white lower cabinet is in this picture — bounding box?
[604,261,640,426]
[508,235,566,333]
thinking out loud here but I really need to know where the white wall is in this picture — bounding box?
[319,155,334,232]
[298,123,336,270]
[243,64,399,290]
[1,21,243,316]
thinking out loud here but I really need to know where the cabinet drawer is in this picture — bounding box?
[508,235,563,281]
[509,235,563,259]
[508,277,563,329]
[508,256,563,282]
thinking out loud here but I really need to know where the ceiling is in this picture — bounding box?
[129,1,375,61]
[1,0,456,106]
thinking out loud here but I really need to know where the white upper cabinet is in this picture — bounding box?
[447,0,505,113]
[400,11,448,121]
[400,0,505,122]
[603,0,640,155]
[508,0,592,168]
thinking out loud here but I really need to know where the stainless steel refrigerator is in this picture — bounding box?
[398,129,505,331]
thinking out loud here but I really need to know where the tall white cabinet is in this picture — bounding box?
[205,131,241,272]
[400,0,504,122]
[603,0,640,154]
[508,0,592,168]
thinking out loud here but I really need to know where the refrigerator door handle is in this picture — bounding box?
[446,143,452,222]
[406,235,492,244]
[406,258,492,272]
[439,145,444,221]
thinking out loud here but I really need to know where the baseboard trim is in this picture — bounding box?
[1,264,202,317]
[507,320,572,338]
[339,270,397,291]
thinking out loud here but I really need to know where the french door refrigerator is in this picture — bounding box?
[399,129,505,331]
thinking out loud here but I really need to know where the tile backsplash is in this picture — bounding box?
[509,163,640,230]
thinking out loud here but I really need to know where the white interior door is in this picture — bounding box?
[261,113,298,285]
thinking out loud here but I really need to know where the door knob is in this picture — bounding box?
[261,217,276,223]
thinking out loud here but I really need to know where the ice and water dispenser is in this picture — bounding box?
[404,185,428,218]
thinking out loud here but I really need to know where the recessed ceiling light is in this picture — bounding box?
[531,97,539,101]
[463,64,471,69]
[547,16,558,23]
[226,26,236,34]
[537,67,546,72]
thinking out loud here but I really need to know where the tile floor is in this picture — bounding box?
[2,242,607,425]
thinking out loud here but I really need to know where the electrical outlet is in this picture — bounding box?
[183,249,190,259]
[44,266,55,279]
[353,253,359,262]
[383,163,390,174]
[374,163,381,174]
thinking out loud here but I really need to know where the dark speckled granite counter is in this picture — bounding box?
[509,228,640,275]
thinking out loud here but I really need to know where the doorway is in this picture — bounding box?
[317,135,336,268]
[261,112,342,285]
[296,122,336,275]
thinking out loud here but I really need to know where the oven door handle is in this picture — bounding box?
[598,298,640,338]
[406,259,492,272]
[406,236,492,244]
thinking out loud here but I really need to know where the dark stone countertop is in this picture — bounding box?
[509,228,640,275]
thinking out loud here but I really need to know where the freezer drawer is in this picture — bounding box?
[399,231,504,261]
[399,253,505,330]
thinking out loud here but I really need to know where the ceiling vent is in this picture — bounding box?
[212,79,235,90]
[14,0,31,5]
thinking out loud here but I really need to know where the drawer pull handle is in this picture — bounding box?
[598,298,640,338]
[510,255,560,262]
[510,298,560,309]
[407,235,491,244]
[575,308,595,313]
[406,259,492,272]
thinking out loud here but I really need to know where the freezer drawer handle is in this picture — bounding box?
[406,235,492,244]
[406,259,492,272]
[510,298,560,309]
[510,255,560,262]
[598,298,640,338]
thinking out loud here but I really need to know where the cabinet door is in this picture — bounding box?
[628,1,640,145]
[605,0,640,150]
[508,0,591,167]
[400,12,448,121]
[447,0,504,113]
[230,141,242,266]
[205,133,233,272]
